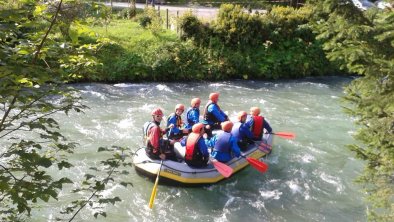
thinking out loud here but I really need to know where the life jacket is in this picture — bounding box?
[167,113,183,128]
[143,121,162,154]
[214,131,231,153]
[185,133,201,161]
[203,101,221,124]
[251,116,264,139]
[231,122,242,141]
[143,121,155,146]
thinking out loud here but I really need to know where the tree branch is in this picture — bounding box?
[68,158,121,222]
[0,94,18,132]
[0,163,18,182]
[32,0,64,64]
[0,107,64,139]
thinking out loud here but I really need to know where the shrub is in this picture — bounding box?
[214,4,267,48]
[139,15,152,28]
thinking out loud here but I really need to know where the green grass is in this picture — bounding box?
[90,19,179,49]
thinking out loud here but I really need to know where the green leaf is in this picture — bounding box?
[38,157,52,168]
[58,161,73,170]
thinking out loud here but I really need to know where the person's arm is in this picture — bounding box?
[190,109,200,125]
[230,136,241,157]
[263,119,273,133]
[198,139,209,158]
[205,135,217,148]
[219,110,229,120]
[208,105,227,122]
[241,124,254,139]
[180,136,187,146]
[245,116,253,129]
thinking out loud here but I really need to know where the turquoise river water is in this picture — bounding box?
[30,77,366,221]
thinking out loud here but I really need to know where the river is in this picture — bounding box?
[32,77,366,221]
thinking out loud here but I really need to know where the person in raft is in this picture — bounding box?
[166,104,189,140]
[180,123,209,168]
[143,108,176,161]
[206,121,241,163]
[202,92,229,138]
[245,107,273,141]
[184,97,201,132]
[231,111,255,151]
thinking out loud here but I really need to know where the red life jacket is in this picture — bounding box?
[252,116,264,139]
[185,133,201,161]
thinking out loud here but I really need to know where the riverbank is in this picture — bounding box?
[82,4,339,83]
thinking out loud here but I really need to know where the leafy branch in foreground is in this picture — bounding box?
[59,146,133,221]
[1,1,129,221]
[311,0,394,220]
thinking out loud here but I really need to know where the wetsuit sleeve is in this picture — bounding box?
[180,136,187,146]
[219,110,228,120]
[208,105,227,122]
[198,138,209,157]
[230,136,241,157]
[205,135,217,148]
[245,116,253,129]
[241,124,254,139]
[263,119,273,133]
[191,109,200,124]
[149,126,161,149]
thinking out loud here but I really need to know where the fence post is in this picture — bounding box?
[176,11,179,33]
[166,9,169,29]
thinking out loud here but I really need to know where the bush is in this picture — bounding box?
[139,15,152,28]
[214,4,267,48]
[141,41,207,81]
[117,8,137,19]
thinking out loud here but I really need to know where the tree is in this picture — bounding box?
[0,0,131,221]
[312,0,394,220]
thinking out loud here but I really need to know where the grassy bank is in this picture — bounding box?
[80,4,340,82]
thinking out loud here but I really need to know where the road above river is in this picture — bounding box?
[106,2,266,20]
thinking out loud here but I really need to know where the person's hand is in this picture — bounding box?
[182,129,189,134]
[169,139,175,145]
[159,153,166,160]
[203,133,208,139]
[205,125,211,130]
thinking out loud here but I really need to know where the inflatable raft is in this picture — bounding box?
[132,132,273,186]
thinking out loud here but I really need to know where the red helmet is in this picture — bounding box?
[175,104,185,111]
[237,111,247,121]
[151,108,163,116]
[250,107,260,116]
[191,98,201,107]
[192,123,204,133]
[209,92,219,102]
[221,121,233,132]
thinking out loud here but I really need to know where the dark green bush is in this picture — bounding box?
[214,4,267,48]
[141,41,207,81]
[138,15,152,28]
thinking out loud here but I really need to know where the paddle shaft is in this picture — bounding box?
[149,160,163,209]
[266,131,295,139]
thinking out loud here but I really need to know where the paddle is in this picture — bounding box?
[241,155,268,173]
[148,160,163,209]
[211,159,233,178]
[267,131,296,139]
